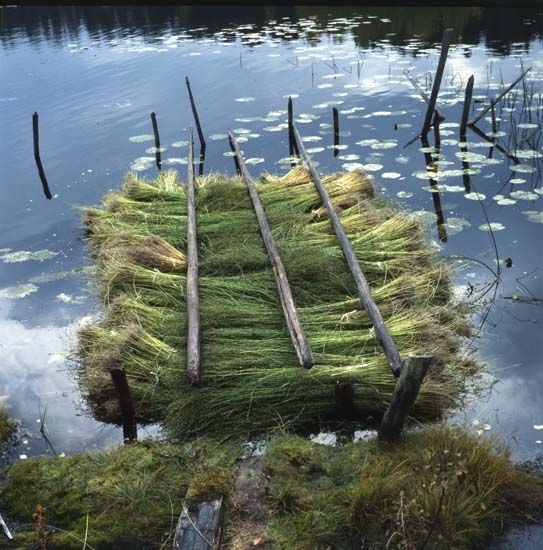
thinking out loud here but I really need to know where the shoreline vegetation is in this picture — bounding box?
[1,168,542,548]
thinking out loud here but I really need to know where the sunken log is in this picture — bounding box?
[378,354,434,443]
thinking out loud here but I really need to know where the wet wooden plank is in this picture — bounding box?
[173,491,223,550]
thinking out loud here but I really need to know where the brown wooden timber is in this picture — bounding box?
[228,131,314,368]
[460,74,475,139]
[186,128,202,385]
[292,121,402,376]
[378,354,434,443]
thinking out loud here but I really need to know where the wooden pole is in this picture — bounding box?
[186,128,202,385]
[32,112,52,200]
[110,368,137,443]
[459,75,475,139]
[228,131,314,368]
[150,112,162,171]
[468,67,531,127]
[378,354,434,443]
[185,76,207,151]
[333,107,339,157]
[292,122,402,377]
[287,96,300,164]
[469,124,520,164]
[421,28,454,136]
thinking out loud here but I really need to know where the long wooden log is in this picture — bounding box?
[186,128,202,385]
[151,112,162,171]
[292,122,402,376]
[185,77,206,150]
[228,131,314,368]
[421,28,454,136]
[378,354,434,443]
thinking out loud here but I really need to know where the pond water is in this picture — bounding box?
[1,5,543,545]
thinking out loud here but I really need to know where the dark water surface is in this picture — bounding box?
[1,5,543,545]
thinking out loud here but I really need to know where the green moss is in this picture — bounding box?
[264,424,543,550]
[0,438,239,550]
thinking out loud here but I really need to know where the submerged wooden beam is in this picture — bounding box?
[292,122,402,376]
[378,354,434,443]
[32,112,52,200]
[228,131,314,368]
[186,128,202,385]
[173,489,223,549]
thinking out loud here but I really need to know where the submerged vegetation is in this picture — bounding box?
[77,167,474,440]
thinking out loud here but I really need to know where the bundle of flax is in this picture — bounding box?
[78,167,473,439]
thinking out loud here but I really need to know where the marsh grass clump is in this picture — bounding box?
[0,438,239,550]
[263,424,543,550]
[77,167,476,440]
[0,403,17,443]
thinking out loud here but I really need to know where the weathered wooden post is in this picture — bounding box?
[109,367,137,444]
[32,112,52,200]
[186,128,202,385]
[378,354,434,443]
[333,107,339,156]
[151,112,162,171]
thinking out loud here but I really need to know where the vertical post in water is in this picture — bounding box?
[421,28,454,136]
[32,112,52,200]
[333,107,339,157]
[186,128,202,385]
[288,96,299,164]
[110,368,137,444]
[151,112,162,171]
[460,75,475,140]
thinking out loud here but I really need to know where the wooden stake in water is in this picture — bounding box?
[292,122,402,377]
[459,74,475,139]
[32,112,52,200]
[228,131,314,369]
[288,96,300,163]
[186,128,202,385]
[333,107,339,157]
[185,76,206,151]
[150,112,162,171]
[110,368,137,443]
[420,28,454,136]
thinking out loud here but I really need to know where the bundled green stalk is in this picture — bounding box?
[78,167,474,440]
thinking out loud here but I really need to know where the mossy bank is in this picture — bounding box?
[1,424,543,549]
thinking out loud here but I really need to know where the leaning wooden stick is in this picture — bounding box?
[228,131,314,368]
[292,122,402,376]
[32,112,52,200]
[420,28,454,136]
[186,128,202,385]
[185,77,206,151]
[468,66,531,127]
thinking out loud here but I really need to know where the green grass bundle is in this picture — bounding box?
[77,167,475,440]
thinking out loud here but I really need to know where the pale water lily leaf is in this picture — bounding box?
[396,191,413,198]
[0,283,39,299]
[478,222,505,231]
[1,249,58,263]
[129,134,154,143]
[522,210,543,223]
[510,190,539,200]
[465,192,487,201]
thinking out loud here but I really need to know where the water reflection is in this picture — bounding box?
[2,5,543,56]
